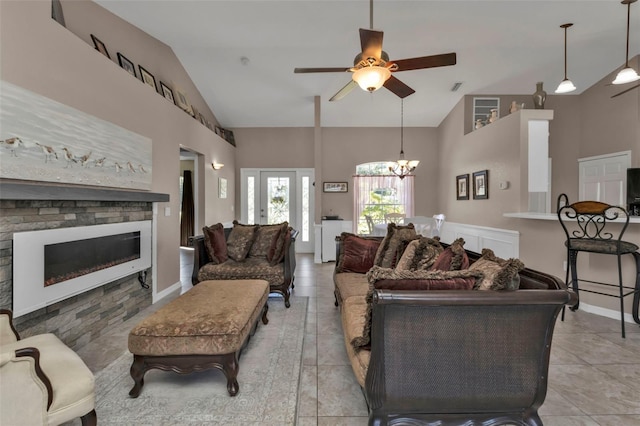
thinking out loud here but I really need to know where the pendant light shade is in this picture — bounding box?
[352,66,391,92]
[613,0,640,85]
[388,99,419,180]
[555,23,576,94]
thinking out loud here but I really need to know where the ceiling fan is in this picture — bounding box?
[293,0,456,101]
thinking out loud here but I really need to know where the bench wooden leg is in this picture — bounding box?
[262,303,269,325]
[128,353,242,397]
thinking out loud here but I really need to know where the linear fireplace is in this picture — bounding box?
[13,221,151,317]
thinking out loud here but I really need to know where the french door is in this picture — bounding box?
[240,168,314,253]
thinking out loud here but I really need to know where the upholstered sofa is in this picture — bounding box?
[192,221,298,307]
[333,227,577,426]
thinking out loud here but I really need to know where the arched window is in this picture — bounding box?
[353,162,414,234]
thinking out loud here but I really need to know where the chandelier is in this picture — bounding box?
[388,99,419,179]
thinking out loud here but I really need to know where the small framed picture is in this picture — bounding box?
[90,34,110,59]
[219,177,228,199]
[456,174,469,200]
[117,53,136,77]
[473,170,489,200]
[174,87,193,114]
[138,66,157,91]
[323,182,348,193]
[159,82,175,104]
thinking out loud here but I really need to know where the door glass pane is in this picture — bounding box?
[247,176,255,224]
[302,176,309,242]
[267,177,290,224]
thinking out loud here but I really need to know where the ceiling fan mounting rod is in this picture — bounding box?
[369,0,374,30]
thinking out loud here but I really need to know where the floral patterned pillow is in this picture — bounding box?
[395,237,443,271]
[226,221,258,261]
[469,248,524,291]
[373,223,417,268]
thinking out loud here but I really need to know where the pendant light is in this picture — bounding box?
[613,0,640,85]
[555,23,577,93]
[388,99,419,180]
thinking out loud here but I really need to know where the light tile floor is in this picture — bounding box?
[75,248,640,426]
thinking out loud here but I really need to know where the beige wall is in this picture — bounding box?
[0,0,236,293]
[234,126,440,224]
[438,60,640,315]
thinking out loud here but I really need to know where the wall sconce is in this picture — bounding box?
[211,162,224,170]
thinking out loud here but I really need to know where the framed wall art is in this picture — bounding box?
[456,174,469,200]
[117,53,136,77]
[90,34,110,59]
[174,87,193,115]
[219,177,228,199]
[159,82,175,104]
[323,182,348,193]
[473,170,489,200]
[138,66,157,92]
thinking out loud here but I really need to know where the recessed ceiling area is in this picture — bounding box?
[95,0,639,128]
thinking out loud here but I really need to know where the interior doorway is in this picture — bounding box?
[179,148,202,247]
[240,168,314,253]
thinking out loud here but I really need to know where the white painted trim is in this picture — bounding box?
[153,281,181,304]
[578,302,637,324]
[577,150,632,163]
[152,202,159,303]
[440,221,520,259]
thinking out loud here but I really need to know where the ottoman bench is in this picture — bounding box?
[128,279,269,397]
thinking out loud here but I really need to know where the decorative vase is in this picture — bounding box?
[475,119,484,130]
[488,109,498,123]
[532,82,546,109]
[509,101,520,114]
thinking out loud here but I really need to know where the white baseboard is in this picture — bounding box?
[153,281,181,304]
[578,302,637,324]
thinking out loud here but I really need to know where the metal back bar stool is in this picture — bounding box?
[557,193,640,337]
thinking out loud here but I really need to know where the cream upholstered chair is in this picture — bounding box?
[384,212,405,224]
[0,309,96,426]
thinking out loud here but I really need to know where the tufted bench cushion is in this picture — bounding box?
[128,279,269,397]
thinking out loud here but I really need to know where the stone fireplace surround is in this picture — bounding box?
[0,181,169,351]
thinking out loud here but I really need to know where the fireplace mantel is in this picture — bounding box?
[0,181,169,202]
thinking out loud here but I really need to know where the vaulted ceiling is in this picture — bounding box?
[95,0,639,128]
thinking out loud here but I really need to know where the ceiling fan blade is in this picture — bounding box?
[359,28,383,59]
[383,75,415,99]
[329,80,358,102]
[390,52,457,72]
[611,83,640,98]
[294,67,351,73]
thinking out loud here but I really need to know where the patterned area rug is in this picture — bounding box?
[94,297,307,425]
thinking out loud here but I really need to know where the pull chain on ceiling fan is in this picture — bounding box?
[294,0,456,101]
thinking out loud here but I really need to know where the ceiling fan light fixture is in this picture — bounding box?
[352,66,391,92]
[555,78,577,93]
[612,66,640,84]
